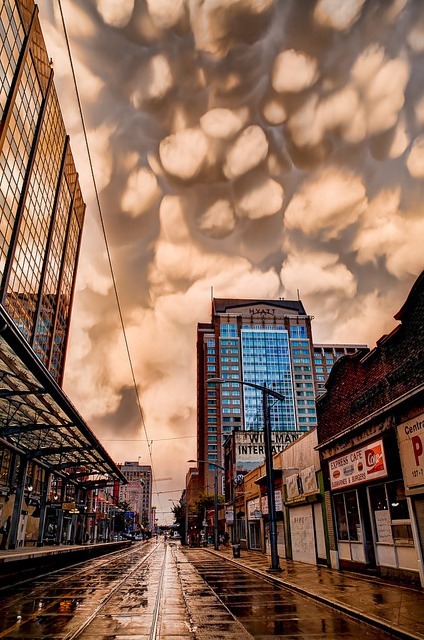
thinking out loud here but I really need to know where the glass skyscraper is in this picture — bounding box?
[0,0,85,384]
[196,298,317,492]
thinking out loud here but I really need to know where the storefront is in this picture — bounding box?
[397,412,424,587]
[316,272,424,585]
[329,433,421,581]
[261,490,286,559]
[285,466,325,565]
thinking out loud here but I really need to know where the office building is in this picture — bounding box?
[197,298,316,490]
[1,0,85,384]
[118,462,152,530]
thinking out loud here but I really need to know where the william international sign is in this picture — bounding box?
[236,430,303,460]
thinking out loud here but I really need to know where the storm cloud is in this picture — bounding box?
[39,0,423,522]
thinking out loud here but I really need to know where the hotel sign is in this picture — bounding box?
[329,438,387,490]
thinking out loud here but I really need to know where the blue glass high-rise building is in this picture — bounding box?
[197,299,317,490]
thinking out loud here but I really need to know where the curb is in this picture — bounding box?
[203,548,423,640]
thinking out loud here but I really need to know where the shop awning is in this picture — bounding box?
[0,306,126,488]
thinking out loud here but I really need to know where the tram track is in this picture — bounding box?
[0,541,166,639]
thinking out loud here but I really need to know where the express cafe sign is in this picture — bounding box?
[329,438,387,491]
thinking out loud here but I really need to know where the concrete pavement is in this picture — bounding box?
[0,541,423,639]
[205,545,424,640]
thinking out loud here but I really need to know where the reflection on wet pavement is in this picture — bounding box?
[0,541,421,639]
[184,549,400,639]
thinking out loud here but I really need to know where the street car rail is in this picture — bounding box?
[0,540,168,640]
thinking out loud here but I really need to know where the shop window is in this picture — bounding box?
[333,490,361,541]
[369,480,413,544]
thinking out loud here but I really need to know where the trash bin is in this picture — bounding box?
[232,543,241,558]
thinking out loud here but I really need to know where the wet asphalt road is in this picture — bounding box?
[0,540,402,639]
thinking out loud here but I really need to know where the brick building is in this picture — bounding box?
[316,271,424,586]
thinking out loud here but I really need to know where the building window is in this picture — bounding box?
[220,323,238,337]
[333,490,361,541]
[368,480,413,544]
[290,325,307,338]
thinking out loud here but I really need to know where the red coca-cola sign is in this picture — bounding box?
[365,444,385,473]
[329,438,387,490]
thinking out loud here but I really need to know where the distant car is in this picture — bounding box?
[173,532,181,539]
[134,534,143,541]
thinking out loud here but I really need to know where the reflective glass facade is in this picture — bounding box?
[241,328,296,431]
[0,0,85,384]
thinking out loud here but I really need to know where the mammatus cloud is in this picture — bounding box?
[40,0,423,522]
[272,50,319,94]
[284,167,367,239]
[314,0,366,31]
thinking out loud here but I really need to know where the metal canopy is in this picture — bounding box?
[0,307,126,487]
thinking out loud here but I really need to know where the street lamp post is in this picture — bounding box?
[207,377,284,573]
[188,458,224,551]
[184,489,189,546]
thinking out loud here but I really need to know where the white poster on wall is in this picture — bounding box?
[375,510,393,543]
[247,498,261,519]
[286,474,300,500]
[261,490,283,515]
[301,465,318,494]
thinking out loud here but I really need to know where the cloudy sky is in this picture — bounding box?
[38,0,423,523]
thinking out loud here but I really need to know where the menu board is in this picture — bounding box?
[375,510,393,543]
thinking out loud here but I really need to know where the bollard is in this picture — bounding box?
[232,543,241,558]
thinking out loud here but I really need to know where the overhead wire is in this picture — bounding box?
[56,0,163,517]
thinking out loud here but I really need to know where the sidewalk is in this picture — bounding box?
[207,546,424,640]
[0,539,130,564]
